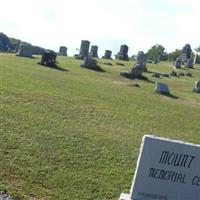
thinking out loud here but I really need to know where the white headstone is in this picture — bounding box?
[193,80,200,93]
[120,135,200,200]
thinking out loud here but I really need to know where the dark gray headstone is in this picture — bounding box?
[79,40,90,59]
[162,73,170,78]
[117,44,129,61]
[39,50,57,67]
[102,50,112,59]
[120,51,147,79]
[174,58,182,68]
[89,45,98,58]
[178,72,185,76]
[80,56,103,72]
[120,64,143,79]
[186,58,193,68]
[182,44,192,59]
[155,82,170,94]
[152,72,161,78]
[136,51,147,72]
[185,72,192,77]
[170,71,178,77]
[59,46,67,56]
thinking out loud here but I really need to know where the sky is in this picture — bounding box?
[1,0,200,57]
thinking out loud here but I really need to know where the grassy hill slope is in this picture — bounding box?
[0,53,200,199]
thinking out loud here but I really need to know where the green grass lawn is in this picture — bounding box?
[0,53,200,199]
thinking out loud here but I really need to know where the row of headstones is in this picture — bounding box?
[75,40,129,60]
[119,50,200,93]
[174,57,194,68]
[15,42,109,59]
[16,42,195,66]
[15,45,200,93]
[15,43,106,71]
[78,49,147,78]
[174,44,194,69]
[16,43,67,58]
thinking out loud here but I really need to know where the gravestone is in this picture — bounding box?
[186,58,193,68]
[39,50,57,67]
[179,53,187,62]
[16,43,32,58]
[170,71,178,77]
[178,72,185,76]
[120,51,147,79]
[136,51,147,72]
[89,45,98,58]
[155,82,170,94]
[152,72,161,78]
[59,46,67,56]
[185,72,192,77]
[193,80,200,93]
[102,50,112,59]
[80,56,103,72]
[120,64,143,79]
[103,62,112,66]
[117,45,129,61]
[78,40,90,59]
[174,58,182,68]
[119,135,200,200]
[182,43,192,60]
[161,73,170,78]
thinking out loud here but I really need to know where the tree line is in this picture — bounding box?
[146,43,200,63]
[0,32,45,55]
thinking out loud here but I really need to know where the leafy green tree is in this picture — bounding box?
[168,49,182,61]
[0,32,12,51]
[32,46,45,55]
[9,37,21,51]
[195,45,200,53]
[147,44,167,61]
[182,43,192,59]
[194,45,200,64]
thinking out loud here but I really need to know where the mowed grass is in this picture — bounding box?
[0,53,200,200]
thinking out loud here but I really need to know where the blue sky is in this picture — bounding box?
[1,0,200,56]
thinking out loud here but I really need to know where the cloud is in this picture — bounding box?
[1,0,200,56]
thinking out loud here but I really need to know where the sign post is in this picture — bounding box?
[120,135,200,200]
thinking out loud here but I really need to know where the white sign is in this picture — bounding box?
[120,135,200,200]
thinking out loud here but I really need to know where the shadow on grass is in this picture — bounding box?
[38,63,69,72]
[193,68,200,71]
[116,62,125,66]
[166,93,179,99]
[143,79,155,84]
[120,73,155,84]
[82,67,106,73]
[145,70,155,74]
[180,67,192,71]
[157,92,178,99]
